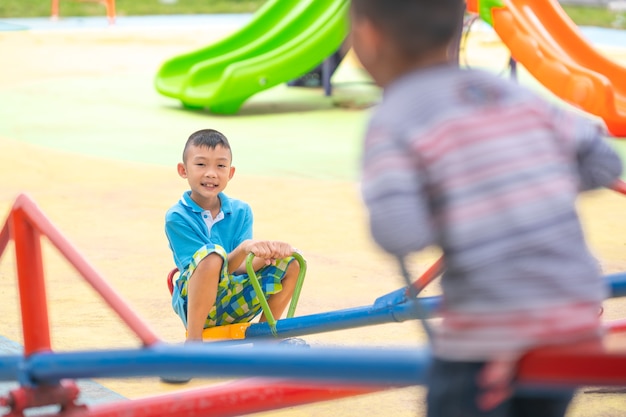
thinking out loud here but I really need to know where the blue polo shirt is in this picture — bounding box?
[165,191,253,272]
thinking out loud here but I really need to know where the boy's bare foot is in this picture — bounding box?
[159,340,201,384]
[278,337,310,348]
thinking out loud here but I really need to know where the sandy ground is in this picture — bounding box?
[0,18,626,417]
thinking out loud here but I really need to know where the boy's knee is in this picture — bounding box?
[202,252,224,267]
[192,253,224,280]
[286,259,300,277]
[281,260,300,292]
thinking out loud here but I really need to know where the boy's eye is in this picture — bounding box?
[195,163,205,167]
[218,164,226,168]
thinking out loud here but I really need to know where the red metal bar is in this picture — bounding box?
[517,338,626,387]
[11,194,159,347]
[606,318,626,333]
[611,179,626,195]
[406,256,444,296]
[63,378,382,417]
[166,268,178,296]
[0,218,10,260]
[6,380,84,414]
[10,207,52,356]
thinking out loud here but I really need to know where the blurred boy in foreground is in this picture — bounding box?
[350,1,622,416]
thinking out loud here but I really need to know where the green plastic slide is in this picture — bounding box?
[154,0,349,114]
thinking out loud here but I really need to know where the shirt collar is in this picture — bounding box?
[181,191,232,215]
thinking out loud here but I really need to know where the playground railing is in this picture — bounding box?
[50,0,116,25]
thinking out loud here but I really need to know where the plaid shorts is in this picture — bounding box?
[171,244,294,328]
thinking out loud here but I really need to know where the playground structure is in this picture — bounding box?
[51,0,116,25]
[1,187,626,414]
[2,1,626,416]
[155,0,626,137]
[154,0,349,114]
[468,0,626,137]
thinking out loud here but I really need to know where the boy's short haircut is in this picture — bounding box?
[183,129,232,162]
[351,0,464,58]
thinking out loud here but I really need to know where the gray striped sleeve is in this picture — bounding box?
[574,118,622,191]
[361,126,435,256]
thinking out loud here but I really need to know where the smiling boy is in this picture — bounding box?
[165,129,300,342]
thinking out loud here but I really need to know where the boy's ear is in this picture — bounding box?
[361,19,382,49]
[177,162,187,179]
[351,16,384,66]
[228,166,236,180]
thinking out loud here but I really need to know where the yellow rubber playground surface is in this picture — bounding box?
[1,14,626,417]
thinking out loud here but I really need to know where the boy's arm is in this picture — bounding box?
[574,121,622,191]
[226,205,262,274]
[228,240,294,275]
[227,240,253,275]
[553,107,623,191]
[360,126,435,257]
[165,214,211,271]
[225,203,295,274]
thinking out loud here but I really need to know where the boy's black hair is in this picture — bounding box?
[351,0,464,58]
[183,129,232,162]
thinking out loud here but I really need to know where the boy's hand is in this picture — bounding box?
[476,358,517,411]
[245,240,294,265]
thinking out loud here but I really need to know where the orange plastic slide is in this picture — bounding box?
[489,0,626,137]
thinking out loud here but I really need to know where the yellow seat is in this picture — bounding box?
[200,323,251,341]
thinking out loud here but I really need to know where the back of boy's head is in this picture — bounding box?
[350,0,464,58]
[183,129,232,163]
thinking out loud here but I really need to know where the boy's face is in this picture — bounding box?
[177,144,235,209]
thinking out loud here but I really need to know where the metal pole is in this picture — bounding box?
[10,207,51,357]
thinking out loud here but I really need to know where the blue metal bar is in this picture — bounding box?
[244,270,626,339]
[1,275,624,385]
[607,273,626,298]
[23,343,430,386]
[245,293,440,339]
[0,354,21,381]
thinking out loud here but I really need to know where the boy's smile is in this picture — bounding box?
[178,144,235,212]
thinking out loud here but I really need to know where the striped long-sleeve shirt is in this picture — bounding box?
[361,65,622,360]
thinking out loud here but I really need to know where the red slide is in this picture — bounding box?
[486,0,626,137]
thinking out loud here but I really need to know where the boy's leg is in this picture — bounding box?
[186,253,223,341]
[259,260,300,322]
[509,391,574,417]
[427,358,510,417]
[427,358,575,417]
